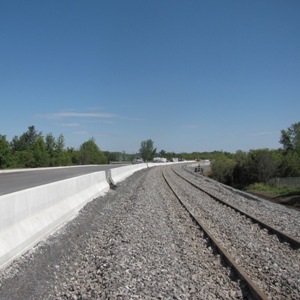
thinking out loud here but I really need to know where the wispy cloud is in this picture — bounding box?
[44,112,117,119]
[81,120,115,125]
[249,131,278,136]
[58,123,80,127]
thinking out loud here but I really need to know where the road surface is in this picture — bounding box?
[0,165,125,196]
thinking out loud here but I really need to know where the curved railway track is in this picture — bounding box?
[162,169,268,300]
[172,167,300,249]
[162,166,300,300]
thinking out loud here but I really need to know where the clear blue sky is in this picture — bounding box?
[1,1,299,153]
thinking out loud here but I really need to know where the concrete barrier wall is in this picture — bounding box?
[110,163,148,185]
[0,161,191,269]
[0,171,109,269]
[109,161,189,185]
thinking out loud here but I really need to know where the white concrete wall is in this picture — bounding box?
[109,163,148,185]
[0,161,191,269]
[0,171,109,269]
[109,161,189,185]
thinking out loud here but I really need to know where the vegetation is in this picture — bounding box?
[1,121,299,200]
[246,183,300,198]
[209,122,300,192]
[79,138,107,165]
[0,126,108,169]
[139,139,156,162]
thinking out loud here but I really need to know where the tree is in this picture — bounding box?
[55,134,65,152]
[245,149,276,183]
[45,133,56,166]
[232,150,249,187]
[66,147,80,165]
[45,133,56,151]
[211,155,236,185]
[11,125,42,151]
[54,134,66,166]
[31,136,50,167]
[280,122,300,153]
[278,151,300,177]
[139,139,156,162]
[256,151,276,183]
[0,135,11,168]
[79,138,107,165]
[159,150,166,157]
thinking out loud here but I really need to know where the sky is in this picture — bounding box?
[0,1,299,154]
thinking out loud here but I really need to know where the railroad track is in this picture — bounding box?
[162,166,300,300]
[172,167,300,249]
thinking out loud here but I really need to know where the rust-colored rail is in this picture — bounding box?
[172,167,300,249]
[162,170,269,300]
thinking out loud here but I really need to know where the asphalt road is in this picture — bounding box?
[0,165,125,196]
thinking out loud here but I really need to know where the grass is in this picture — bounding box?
[246,183,300,198]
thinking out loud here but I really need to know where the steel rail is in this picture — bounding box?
[162,170,269,300]
[172,167,300,249]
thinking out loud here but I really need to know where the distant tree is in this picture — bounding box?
[45,133,56,166]
[103,151,117,163]
[31,136,50,167]
[159,150,166,157]
[54,134,66,165]
[256,151,276,182]
[12,150,34,168]
[11,125,42,152]
[278,151,300,177]
[211,155,236,185]
[45,133,56,152]
[139,139,156,162]
[66,147,80,165]
[24,125,41,147]
[55,134,65,152]
[79,138,107,165]
[0,135,11,168]
[245,149,276,183]
[278,122,300,177]
[232,150,249,187]
[280,122,300,153]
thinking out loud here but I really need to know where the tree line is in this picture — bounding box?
[1,122,299,190]
[210,122,300,187]
[0,126,108,168]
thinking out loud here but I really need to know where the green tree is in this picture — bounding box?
[211,155,236,185]
[232,150,249,187]
[278,122,300,176]
[45,133,56,151]
[246,149,276,183]
[278,151,300,177]
[280,122,300,153]
[0,135,11,168]
[139,139,156,162]
[79,138,107,165]
[54,134,66,166]
[12,150,34,168]
[31,136,50,167]
[11,125,41,152]
[159,150,166,157]
[45,133,56,166]
[66,147,80,165]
